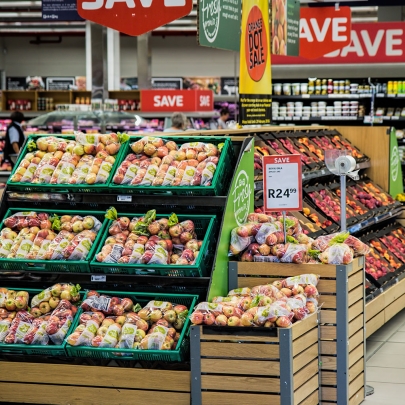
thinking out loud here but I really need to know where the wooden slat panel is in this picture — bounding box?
[293,343,318,374]
[366,311,385,338]
[366,292,385,322]
[200,331,280,343]
[320,309,336,324]
[349,387,365,405]
[293,359,318,390]
[317,279,336,294]
[320,325,336,340]
[321,387,337,402]
[383,277,405,307]
[201,342,279,359]
[318,295,336,309]
[320,340,336,355]
[0,362,190,392]
[201,375,280,393]
[349,256,365,274]
[349,372,364,399]
[202,391,280,405]
[238,277,279,289]
[349,359,365,384]
[292,312,318,340]
[348,270,363,291]
[349,329,364,352]
[0,383,190,405]
[201,359,280,376]
[348,285,364,307]
[348,299,364,322]
[294,374,318,405]
[293,328,318,357]
[321,371,336,385]
[298,389,319,405]
[385,291,405,323]
[349,343,364,368]
[320,355,336,370]
[349,314,364,338]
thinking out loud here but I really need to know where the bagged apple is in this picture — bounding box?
[98,323,122,348]
[0,228,18,258]
[81,293,125,315]
[116,322,138,350]
[283,274,320,288]
[255,222,284,245]
[23,318,49,345]
[46,300,74,345]
[287,297,309,321]
[0,319,11,342]
[280,243,308,264]
[319,243,354,265]
[31,283,81,307]
[139,325,170,350]
[4,310,34,344]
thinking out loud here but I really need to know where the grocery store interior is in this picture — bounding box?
[1,1,405,405]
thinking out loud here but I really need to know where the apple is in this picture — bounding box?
[102,318,115,328]
[304,285,318,297]
[60,290,72,301]
[280,288,293,297]
[39,302,51,314]
[203,313,215,325]
[215,314,227,326]
[120,298,133,312]
[72,221,84,233]
[306,302,317,314]
[0,308,8,318]
[83,144,96,155]
[222,306,235,318]
[16,290,29,301]
[173,317,184,330]
[163,310,177,323]
[97,326,108,337]
[292,286,304,296]
[276,316,292,328]
[272,281,283,290]
[51,284,62,297]
[241,312,253,326]
[113,304,125,316]
[73,145,84,156]
[5,299,16,311]
[227,316,240,326]
[190,312,203,325]
[150,309,163,323]
[48,297,60,309]
[115,315,126,326]
[14,296,27,310]
[91,312,105,324]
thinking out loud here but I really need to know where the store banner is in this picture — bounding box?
[77,0,193,36]
[273,22,405,64]
[197,0,241,52]
[389,128,403,197]
[271,0,300,56]
[238,0,272,126]
[140,90,213,112]
[208,138,254,301]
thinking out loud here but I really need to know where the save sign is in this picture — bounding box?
[299,6,351,59]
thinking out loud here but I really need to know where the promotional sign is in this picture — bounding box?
[208,138,254,301]
[77,0,193,36]
[273,22,405,64]
[42,0,83,21]
[183,77,221,95]
[389,128,403,197]
[263,154,302,212]
[271,0,300,56]
[239,0,272,126]
[152,78,183,90]
[197,0,241,51]
[300,6,351,59]
[141,90,213,112]
[46,77,75,91]
[221,77,239,96]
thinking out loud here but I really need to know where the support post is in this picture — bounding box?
[137,33,152,90]
[107,28,120,91]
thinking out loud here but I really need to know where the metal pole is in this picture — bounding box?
[340,175,347,232]
[137,33,152,90]
[234,51,238,122]
[282,210,287,242]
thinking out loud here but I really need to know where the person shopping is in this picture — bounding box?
[164,112,187,132]
[217,107,230,129]
[5,111,25,166]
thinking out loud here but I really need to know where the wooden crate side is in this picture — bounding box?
[200,331,280,343]
[316,279,336,294]
[348,285,364,307]
[349,299,364,322]
[298,389,319,405]
[320,340,336,355]
[318,295,337,309]
[349,329,364,352]
[294,374,319,405]
[348,270,364,291]
[0,362,190,392]
[293,359,318,391]
[320,325,336,340]
[320,355,336,370]
[349,387,365,405]
[293,343,318,374]
[385,291,405,322]
[293,328,318,357]
[321,370,336,386]
[292,312,318,340]
[349,358,365,384]
[0,383,190,405]
[383,277,405,307]
[349,344,364,368]
[201,358,280,376]
[202,391,281,405]
[200,342,279,359]
[321,387,337,402]
[349,372,365,399]
[349,257,365,274]
[320,309,336,324]
[201,375,280,393]
[349,314,364,338]
[366,292,385,322]
[366,312,385,338]
[237,278,334,293]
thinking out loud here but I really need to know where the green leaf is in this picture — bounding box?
[50,214,61,232]
[144,210,156,224]
[168,213,178,227]
[132,303,142,312]
[178,309,189,321]
[329,232,349,245]
[286,235,298,244]
[27,140,37,152]
[218,143,225,153]
[105,206,118,221]
[118,133,130,144]
[308,249,321,259]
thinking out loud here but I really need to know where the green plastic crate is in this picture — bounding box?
[7,134,127,193]
[0,208,108,273]
[0,288,84,356]
[108,136,234,196]
[89,213,217,277]
[65,291,197,362]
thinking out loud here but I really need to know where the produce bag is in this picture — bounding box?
[319,243,354,265]
[31,283,81,308]
[23,319,49,345]
[140,325,169,350]
[0,319,11,343]
[255,222,283,245]
[283,274,320,288]
[280,243,308,264]
[117,322,138,349]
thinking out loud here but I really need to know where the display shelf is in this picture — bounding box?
[273,116,363,122]
[273,94,372,100]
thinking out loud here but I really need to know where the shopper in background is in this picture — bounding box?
[217,107,230,129]
[5,111,25,166]
[164,112,187,132]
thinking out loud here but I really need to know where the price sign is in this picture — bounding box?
[262,155,302,212]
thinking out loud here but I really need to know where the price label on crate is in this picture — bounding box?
[262,155,302,212]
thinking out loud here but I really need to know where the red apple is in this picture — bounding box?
[203,313,215,325]
[215,314,227,326]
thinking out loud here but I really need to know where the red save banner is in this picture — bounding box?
[141,90,213,112]
[300,6,351,59]
[273,22,405,64]
[77,0,193,37]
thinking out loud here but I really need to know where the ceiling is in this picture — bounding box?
[0,0,379,35]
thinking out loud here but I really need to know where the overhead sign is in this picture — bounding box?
[141,90,213,112]
[77,0,193,36]
[46,77,75,91]
[273,22,405,64]
[197,0,241,51]
[300,6,351,59]
[239,0,272,126]
[42,0,83,21]
[263,154,302,212]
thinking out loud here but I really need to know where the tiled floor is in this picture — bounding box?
[365,309,405,403]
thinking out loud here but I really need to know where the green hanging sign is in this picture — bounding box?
[208,137,254,301]
[389,127,403,197]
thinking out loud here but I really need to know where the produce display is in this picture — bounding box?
[10,133,128,185]
[0,284,80,346]
[229,212,369,265]
[349,180,396,209]
[95,208,202,265]
[66,291,189,351]
[113,136,222,187]
[0,211,102,261]
[190,273,320,327]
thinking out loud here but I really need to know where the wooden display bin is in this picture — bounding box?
[0,361,190,405]
[190,312,319,405]
[228,257,366,405]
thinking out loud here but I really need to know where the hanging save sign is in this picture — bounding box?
[263,154,302,212]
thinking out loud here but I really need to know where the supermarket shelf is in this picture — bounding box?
[273,94,372,100]
[0,171,11,176]
[215,95,238,102]
[273,116,362,122]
